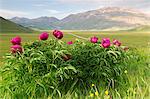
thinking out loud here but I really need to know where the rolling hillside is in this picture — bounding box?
[0,17,33,33]
[128,25,150,31]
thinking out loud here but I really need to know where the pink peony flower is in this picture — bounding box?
[39,32,49,40]
[11,45,23,53]
[101,38,111,48]
[11,36,21,45]
[113,39,121,46]
[67,41,73,45]
[53,30,63,39]
[90,36,98,43]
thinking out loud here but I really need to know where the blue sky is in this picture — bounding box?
[0,0,150,19]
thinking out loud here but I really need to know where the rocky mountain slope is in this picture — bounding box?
[10,7,150,30]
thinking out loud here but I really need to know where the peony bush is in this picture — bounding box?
[1,30,134,98]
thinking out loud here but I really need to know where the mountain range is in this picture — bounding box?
[10,7,150,30]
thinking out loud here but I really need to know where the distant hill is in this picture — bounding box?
[10,16,59,30]
[0,17,33,33]
[128,26,150,31]
[10,7,150,30]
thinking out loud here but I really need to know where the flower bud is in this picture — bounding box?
[90,36,98,43]
[11,45,23,53]
[39,32,49,40]
[11,36,21,45]
[53,30,63,39]
[102,38,111,48]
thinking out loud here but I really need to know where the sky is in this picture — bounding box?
[0,0,150,19]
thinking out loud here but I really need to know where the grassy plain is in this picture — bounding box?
[0,31,150,58]
[0,31,150,98]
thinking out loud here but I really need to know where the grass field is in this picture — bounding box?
[0,31,150,98]
[0,31,150,58]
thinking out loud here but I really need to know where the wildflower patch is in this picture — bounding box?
[1,30,134,98]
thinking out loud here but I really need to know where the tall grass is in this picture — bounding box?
[0,39,149,99]
[0,31,149,98]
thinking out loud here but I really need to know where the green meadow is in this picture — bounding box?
[0,31,150,58]
[0,31,150,98]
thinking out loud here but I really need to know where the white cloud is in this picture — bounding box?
[58,0,120,3]
[143,8,150,14]
[33,4,46,7]
[59,0,148,2]
[46,9,60,14]
[0,9,29,18]
[58,0,150,7]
